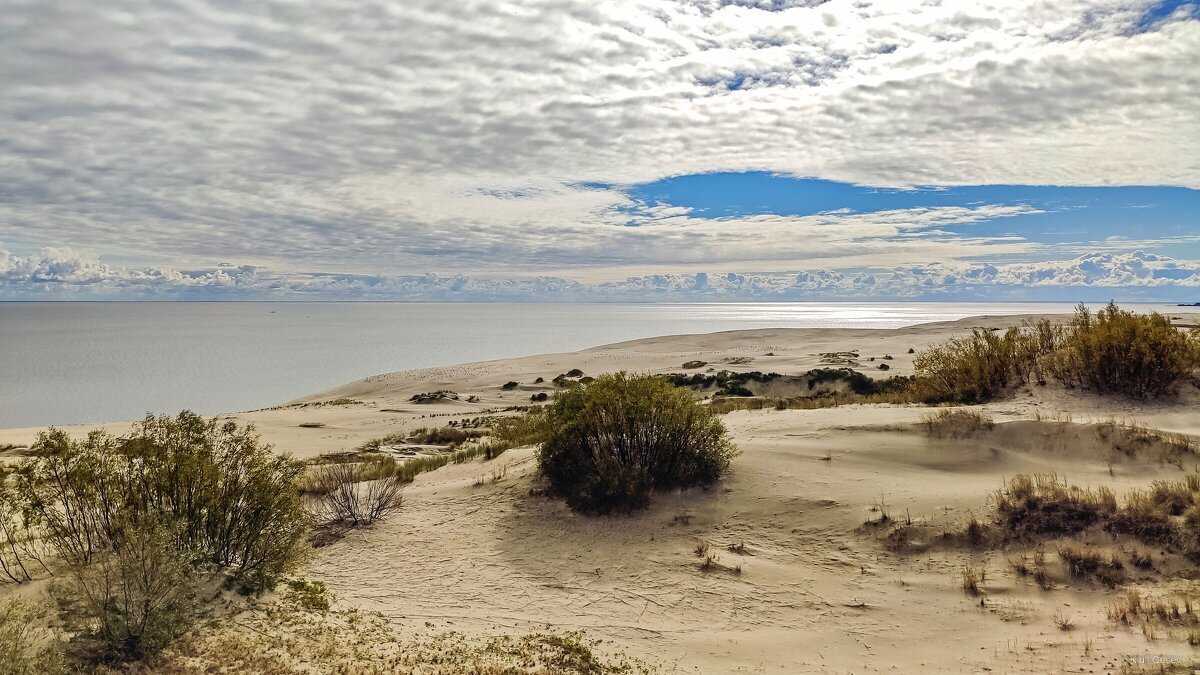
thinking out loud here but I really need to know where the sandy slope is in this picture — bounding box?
[308,408,1200,673]
[3,312,1200,673]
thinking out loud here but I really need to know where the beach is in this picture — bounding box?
[3,312,1200,673]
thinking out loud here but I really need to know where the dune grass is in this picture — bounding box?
[919,408,995,437]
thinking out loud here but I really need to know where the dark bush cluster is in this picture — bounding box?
[409,390,459,403]
[407,426,483,447]
[666,369,780,397]
[538,372,736,514]
[802,367,911,396]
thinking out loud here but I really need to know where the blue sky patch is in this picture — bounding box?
[624,172,1200,260]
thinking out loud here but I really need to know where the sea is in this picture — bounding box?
[0,301,1184,428]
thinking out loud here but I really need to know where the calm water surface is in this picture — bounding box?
[0,302,1179,427]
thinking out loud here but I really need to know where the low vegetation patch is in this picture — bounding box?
[408,426,485,446]
[994,474,1117,537]
[1057,543,1125,587]
[147,598,660,674]
[0,596,64,675]
[410,390,460,403]
[938,473,1200,587]
[910,304,1200,404]
[538,372,736,514]
[666,369,781,397]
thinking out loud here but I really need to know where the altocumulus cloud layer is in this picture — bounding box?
[1,0,1198,300]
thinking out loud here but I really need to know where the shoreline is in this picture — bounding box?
[3,311,1198,455]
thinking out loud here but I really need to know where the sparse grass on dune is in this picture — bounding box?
[919,408,995,438]
[132,597,660,675]
[924,473,1200,583]
[1106,586,1200,653]
[1096,420,1199,461]
[707,390,917,414]
[304,410,547,499]
[302,446,491,495]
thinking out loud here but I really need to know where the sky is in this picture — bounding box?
[1,0,1198,301]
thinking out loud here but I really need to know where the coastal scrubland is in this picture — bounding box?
[2,304,1200,672]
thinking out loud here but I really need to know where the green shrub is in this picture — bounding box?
[1046,303,1200,399]
[56,521,201,663]
[911,327,1037,403]
[490,411,547,448]
[16,412,309,591]
[907,304,1199,403]
[0,596,65,674]
[407,426,481,446]
[538,372,736,514]
[284,578,332,612]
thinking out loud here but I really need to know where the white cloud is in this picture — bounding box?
[0,0,1197,283]
[4,244,1197,301]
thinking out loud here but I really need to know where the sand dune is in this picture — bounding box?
[3,312,1200,672]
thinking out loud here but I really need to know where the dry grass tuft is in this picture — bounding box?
[1057,543,1126,587]
[994,474,1116,538]
[961,561,986,595]
[1050,609,1075,631]
[919,408,996,438]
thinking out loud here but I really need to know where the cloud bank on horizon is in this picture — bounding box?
[1,0,1198,301]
